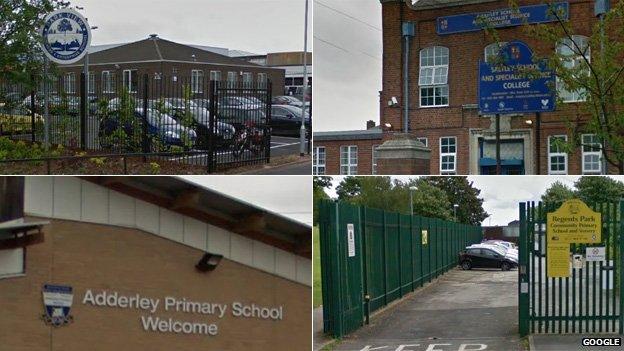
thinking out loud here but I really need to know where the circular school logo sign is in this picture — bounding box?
[40,9,91,64]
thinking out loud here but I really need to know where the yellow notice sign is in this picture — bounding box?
[547,242,570,277]
[547,199,601,244]
[421,230,428,245]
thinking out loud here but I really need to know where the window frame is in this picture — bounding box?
[88,71,96,94]
[191,69,204,93]
[548,135,568,175]
[439,136,457,175]
[122,69,138,93]
[581,133,602,174]
[0,248,26,280]
[257,73,268,88]
[340,145,358,175]
[210,70,221,82]
[419,46,450,108]
[556,35,591,103]
[313,146,326,175]
[102,71,115,93]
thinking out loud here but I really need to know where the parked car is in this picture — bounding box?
[159,99,236,150]
[272,95,304,107]
[459,244,518,271]
[468,242,518,261]
[271,105,311,136]
[482,240,519,257]
[99,108,196,151]
[216,106,267,130]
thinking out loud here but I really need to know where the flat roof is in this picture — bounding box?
[314,127,383,141]
[82,177,311,258]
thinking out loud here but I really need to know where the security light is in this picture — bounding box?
[195,252,224,272]
[525,120,533,125]
[384,123,392,129]
[388,96,399,107]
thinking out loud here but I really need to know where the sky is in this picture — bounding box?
[70,0,311,54]
[314,0,382,131]
[323,176,624,227]
[183,176,312,226]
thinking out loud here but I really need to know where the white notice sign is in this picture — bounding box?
[347,224,355,257]
[586,247,606,262]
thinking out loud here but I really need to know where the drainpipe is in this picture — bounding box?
[402,22,415,134]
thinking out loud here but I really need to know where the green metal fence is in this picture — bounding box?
[319,199,483,338]
[518,201,624,336]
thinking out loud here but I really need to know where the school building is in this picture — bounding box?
[314,0,614,175]
[0,176,311,351]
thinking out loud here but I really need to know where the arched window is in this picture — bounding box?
[419,46,449,107]
[556,35,590,102]
[484,42,507,63]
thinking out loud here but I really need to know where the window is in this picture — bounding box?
[582,134,601,174]
[242,72,253,88]
[191,70,204,93]
[122,69,138,93]
[49,76,58,94]
[313,147,326,175]
[484,42,507,63]
[257,73,267,88]
[227,71,237,88]
[0,249,25,279]
[548,135,568,174]
[416,137,428,147]
[557,35,590,102]
[88,72,96,94]
[210,70,221,82]
[102,71,115,93]
[64,72,76,94]
[340,146,358,175]
[419,46,449,107]
[372,144,381,175]
[440,137,457,175]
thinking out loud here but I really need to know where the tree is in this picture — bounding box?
[335,177,362,201]
[422,176,489,225]
[0,1,70,84]
[312,176,332,226]
[541,180,574,208]
[574,176,624,204]
[484,1,624,173]
[402,179,453,221]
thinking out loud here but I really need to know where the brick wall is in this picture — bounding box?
[0,219,310,351]
[313,138,382,175]
[380,0,615,175]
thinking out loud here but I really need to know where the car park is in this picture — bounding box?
[271,104,310,136]
[459,244,518,271]
[272,95,310,108]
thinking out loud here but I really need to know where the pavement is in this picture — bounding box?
[324,268,523,351]
[242,158,310,175]
[314,307,333,351]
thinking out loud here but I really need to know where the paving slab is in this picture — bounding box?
[331,268,525,351]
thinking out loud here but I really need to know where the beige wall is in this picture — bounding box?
[0,219,311,351]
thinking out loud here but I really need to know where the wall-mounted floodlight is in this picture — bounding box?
[388,96,399,107]
[195,252,224,272]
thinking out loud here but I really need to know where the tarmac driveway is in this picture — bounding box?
[332,268,524,351]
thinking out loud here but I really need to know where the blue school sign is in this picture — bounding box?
[478,41,556,114]
[40,9,91,64]
[437,2,569,35]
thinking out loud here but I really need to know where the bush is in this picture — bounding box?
[0,137,61,161]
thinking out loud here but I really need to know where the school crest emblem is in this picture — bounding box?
[42,284,74,327]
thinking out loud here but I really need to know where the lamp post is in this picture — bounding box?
[453,204,459,221]
[409,186,417,215]
[299,0,309,157]
[595,0,610,174]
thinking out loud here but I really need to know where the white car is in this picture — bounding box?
[467,243,518,262]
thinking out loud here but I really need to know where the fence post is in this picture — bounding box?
[142,74,149,155]
[29,80,35,143]
[619,200,624,335]
[80,73,86,149]
[519,202,530,337]
[265,80,272,164]
[207,80,217,173]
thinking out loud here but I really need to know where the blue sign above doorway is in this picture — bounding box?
[478,41,556,115]
[437,2,569,35]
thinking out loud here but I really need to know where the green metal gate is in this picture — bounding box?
[319,200,483,338]
[519,201,624,336]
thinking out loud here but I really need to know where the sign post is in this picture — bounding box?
[39,8,91,151]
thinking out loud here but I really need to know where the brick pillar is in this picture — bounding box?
[376,133,431,175]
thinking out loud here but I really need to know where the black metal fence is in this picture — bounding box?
[0,73,276,172]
